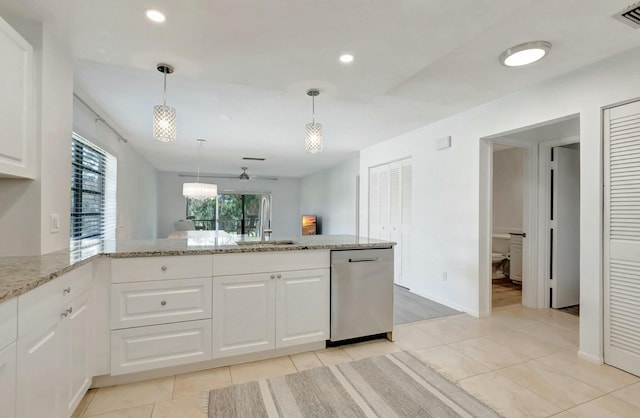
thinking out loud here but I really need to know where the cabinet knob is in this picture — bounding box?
[161,300,167,306]
[161,266,167,271]
[63,286,71,294]
[270,274,275,279]
[277,274,282,279]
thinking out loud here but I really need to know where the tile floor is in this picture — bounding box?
[73,305,640,418]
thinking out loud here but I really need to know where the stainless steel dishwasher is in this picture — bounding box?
[330,248,394,342]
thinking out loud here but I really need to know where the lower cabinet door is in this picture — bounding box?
[276,269,330,348]
[17,320,63,418]
[213,274,275,358]
[111,319,212,375]
[0,342,16,418]
[65,291,92,415]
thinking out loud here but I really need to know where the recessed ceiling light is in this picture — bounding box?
[339,54,354,64]
[499,41,552,67]
[146,9,166,23]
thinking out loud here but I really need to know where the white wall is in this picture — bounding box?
[73,91,158,240]
[492,148,524,234]
[359,46,640,361]
[300,157,359,235]
[157,172,301,239]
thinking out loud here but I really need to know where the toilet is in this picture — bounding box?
[492,234,511,278]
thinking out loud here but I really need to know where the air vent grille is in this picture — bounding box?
[614,2,640,28]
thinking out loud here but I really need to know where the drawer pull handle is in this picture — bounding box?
[161,266,168,271]
[61,307,73,318]
[63,286,72,294]
[277,274,282,279]
[161,300,167,306]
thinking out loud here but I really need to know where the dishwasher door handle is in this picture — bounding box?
[348,257,379,263]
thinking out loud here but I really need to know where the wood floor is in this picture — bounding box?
[394,285,461,324]
[492,278,522,309]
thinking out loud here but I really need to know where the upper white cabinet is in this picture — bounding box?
[0,16,35,179]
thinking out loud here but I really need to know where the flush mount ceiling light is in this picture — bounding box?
[153,63,177,142]
[305,89,323,154]
[239,167,251,182]
[339,53,354,63]
[499,41,552,67]
[145,9,166,23]
[183,139,218,200]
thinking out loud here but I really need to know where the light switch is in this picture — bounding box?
[50,214,60,233]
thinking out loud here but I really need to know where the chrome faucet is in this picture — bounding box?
[259,195,272,243]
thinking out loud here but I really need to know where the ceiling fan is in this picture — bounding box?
[181,167,278,181]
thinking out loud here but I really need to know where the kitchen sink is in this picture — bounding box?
[235,240,296,246]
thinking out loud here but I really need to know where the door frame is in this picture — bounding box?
[538,136,580,309]
[479,138,539,316]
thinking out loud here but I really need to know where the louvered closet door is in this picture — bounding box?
[400,160,412,286]
[369,166,381,239]
[389,162,402,284]
[604,100,640,376]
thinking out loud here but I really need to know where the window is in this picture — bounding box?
[70,133,117,248]
[185,193,268,237]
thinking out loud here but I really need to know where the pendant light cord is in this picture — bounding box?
[196,140,202,182]
[312,95,315,123]
[163,70,167,106]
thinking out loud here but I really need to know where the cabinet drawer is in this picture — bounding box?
[0,298,17,351]
[110,319,212,375]
[213,250,329,276]
[111,278,212,329]
[0,342,16,418]
[111,255,212,283]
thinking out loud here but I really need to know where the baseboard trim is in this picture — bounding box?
[578,350,603,365]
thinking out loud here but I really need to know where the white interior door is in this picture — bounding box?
[604,100,640,376]
[551,146,580,308]
[368,166,380,239]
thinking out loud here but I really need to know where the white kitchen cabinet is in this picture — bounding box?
[0,16,36,179]
[276,269,330,348]
[213,273,275,358]
[111,255,212,283]
[213,268,330,358]
[16,266,93,418]
[111,319,212,375]
[0,342,16,418]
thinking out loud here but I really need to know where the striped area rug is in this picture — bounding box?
[208,351,501,417]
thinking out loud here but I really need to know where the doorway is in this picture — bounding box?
[479,115,581,316]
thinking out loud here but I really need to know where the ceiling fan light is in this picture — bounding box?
[153,104,176,142]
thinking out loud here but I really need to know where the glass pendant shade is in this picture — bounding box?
[182,182,217,200]
[153,104,177,142]
[305,122,323,153]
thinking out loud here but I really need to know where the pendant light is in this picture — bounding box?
[153,63,177,142]
[183,139,217,200]
[305,89,323,153]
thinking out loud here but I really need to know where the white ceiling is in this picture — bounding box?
[1,0,639,177]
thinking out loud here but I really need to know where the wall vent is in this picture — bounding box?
[614,2,640,28]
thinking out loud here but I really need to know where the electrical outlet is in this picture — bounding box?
[442,272,448,281]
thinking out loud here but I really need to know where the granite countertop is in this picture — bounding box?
[0,235,394,303]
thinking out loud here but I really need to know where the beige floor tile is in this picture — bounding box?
[447,314,512,336]
[85,377,174,417]
[542,311,580,332]
[229,355,297,384]
[459,372,562,417]
[290,351,323,372]
[314,347,353,366]
[152,397,207,418]
[611,381,640,409]
[414,317,487,343]
[486,330,567,360]
[85,404,154,418]
[342,339,401,361]
[173,367,232,400]
[392,324,445,351]
[549,412,577,418]
[450,337,528,370]
[498,360,604,410]
[538,351,639,393]
[411,345,490,381]
[517,324,579,351]
[72,388,96,418]
[488,309,543,330]
[566,395,640,418]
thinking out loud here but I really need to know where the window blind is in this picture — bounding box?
[70,133,117,247]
